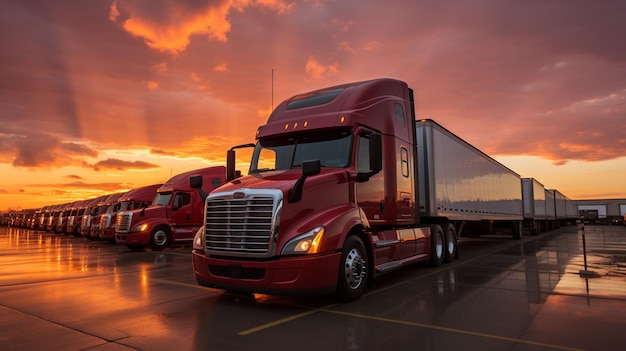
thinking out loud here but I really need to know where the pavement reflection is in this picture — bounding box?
[1,225,625,351]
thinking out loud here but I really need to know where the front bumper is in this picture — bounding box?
[115,232,149,245]
[192,250,341,296]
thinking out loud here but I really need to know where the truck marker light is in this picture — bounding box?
[309,227,324,254]
[193,227,203,250]
[340,116,345,123]
[284,124,289,130]
[293,122,298,129]
[303,121,308,128]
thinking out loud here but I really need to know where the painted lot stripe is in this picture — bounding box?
[238,301,581,351]
[238,304,338,336]
[325,309,584,351]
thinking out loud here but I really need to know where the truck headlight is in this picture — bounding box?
[193,227,204,250]
[132,223,148,232]
[281,226,324,255]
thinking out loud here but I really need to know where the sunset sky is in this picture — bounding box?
[1,0,625,212]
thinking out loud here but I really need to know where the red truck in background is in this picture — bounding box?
[190,78,523,301]
[115,166,225,251]
[54,202,76,234]
[66,197,100,236]
[85,192,125,240]
[83,193,125,240]
[98,183,162,242]
[79,195,107,237]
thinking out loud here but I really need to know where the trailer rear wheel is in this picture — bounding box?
[337,236,368,302]
[443,222,457,263]
[150,226,171,251]
[429,224,445,267]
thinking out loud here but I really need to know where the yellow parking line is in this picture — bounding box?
[238,303,339,336]
[325,309,584,351]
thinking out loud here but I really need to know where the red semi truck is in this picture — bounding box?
[190,78,523,301]
[98,183,162,242]
[115,166,225,251]
[85,193,125,240]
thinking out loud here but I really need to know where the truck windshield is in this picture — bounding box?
[152,193,172,207]
[250,129,352,172]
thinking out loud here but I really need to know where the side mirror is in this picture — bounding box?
[288,160,321,203]
[301,159,321,177]
[190,175,208,202]
[190,175,203,189]
[226,143,256,182]
[226,149,236,182]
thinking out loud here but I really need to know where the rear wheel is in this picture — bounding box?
[429,224,445,267]
[336,236,368,302]
[443,222,457,263]
[150,226,171,251]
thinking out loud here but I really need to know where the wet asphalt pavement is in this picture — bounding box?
[1,224,625,351]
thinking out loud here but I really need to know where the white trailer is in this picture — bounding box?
[544,189,556,230]
[549,189,570,227]
[522,178,547,234]
[416,119,524,239]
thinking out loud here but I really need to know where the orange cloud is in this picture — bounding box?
[149,136,232,162]
[147,80,159,90]
[110,0,294,54]
[214,63,228,72]
[305,58,338,78]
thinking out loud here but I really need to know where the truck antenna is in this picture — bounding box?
[271,68,274,111]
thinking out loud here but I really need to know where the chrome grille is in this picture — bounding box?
[116,212,132,233]
[205,192,278,256]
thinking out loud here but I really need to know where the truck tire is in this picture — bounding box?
[150,226,171,251]
[429,224,445,267]
[336,236,368,302]
[443,222,457,263]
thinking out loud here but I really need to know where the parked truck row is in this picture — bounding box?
[3,78,583,301]
[4,166,225,251]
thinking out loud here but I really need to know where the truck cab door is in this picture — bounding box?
[355,131,386,225]
[169,192,192,225]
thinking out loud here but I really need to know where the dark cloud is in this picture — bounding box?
[92,158,159,171]
[64,174,84,180]
[5,133,98,168]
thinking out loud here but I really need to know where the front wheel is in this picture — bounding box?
[150,226,171,251]
[336,236,368,302]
